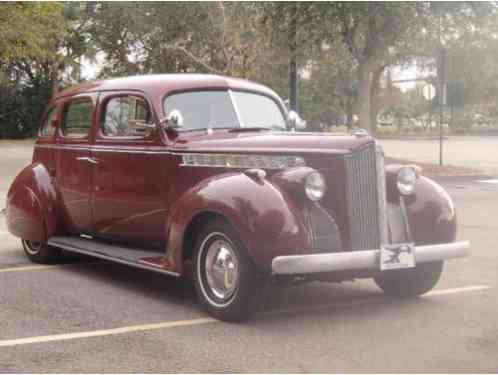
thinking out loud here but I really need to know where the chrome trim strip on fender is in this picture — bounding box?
[271,240,470,275]
[34,144,355,156]
[35,144,175,154]
[180,153,306,169]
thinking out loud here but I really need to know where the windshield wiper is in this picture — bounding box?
[229,126,276,133]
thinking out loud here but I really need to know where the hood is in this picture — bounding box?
[172,130,374,156]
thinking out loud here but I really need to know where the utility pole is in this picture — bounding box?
[289,59,299,112]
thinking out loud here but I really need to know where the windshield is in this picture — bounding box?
[232,91,286,130]
[163,90,286,131]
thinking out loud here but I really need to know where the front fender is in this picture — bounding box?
[403,176,458,245]
[6,163,59,242]
[165,172,309,274]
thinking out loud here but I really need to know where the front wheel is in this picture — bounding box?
[374,261,444,297]
[193,219,262,322]
[22,239,60,264]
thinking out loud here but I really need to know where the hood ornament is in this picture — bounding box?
[352,128,369,138]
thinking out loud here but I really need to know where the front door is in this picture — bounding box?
[57,95,97,234]
[91,91,167,247]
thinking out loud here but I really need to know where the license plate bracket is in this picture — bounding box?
[380,243,416,271]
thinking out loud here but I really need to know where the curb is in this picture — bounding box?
[428,174,495,183]
[377,136,450,141]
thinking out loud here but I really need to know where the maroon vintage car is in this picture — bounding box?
[6,74,469,321]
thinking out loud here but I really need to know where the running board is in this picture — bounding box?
[47,235,180,277]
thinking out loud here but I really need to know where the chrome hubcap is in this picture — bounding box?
[23,240,42,255]
[204,236,239,302]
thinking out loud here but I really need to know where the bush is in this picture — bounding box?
[0,81,51,139]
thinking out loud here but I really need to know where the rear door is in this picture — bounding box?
[57,94,97,234]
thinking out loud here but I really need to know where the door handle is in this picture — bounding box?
[76,156,99,165]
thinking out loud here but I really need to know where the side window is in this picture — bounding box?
[40,107,59,137]
[102,95,151,137]
[62,99,93,138]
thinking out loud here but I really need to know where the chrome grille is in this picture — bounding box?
[344,144,383,250]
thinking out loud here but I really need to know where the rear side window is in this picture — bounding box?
[62,99,93,138]
[40,107,59,137]
[102,95,151,137]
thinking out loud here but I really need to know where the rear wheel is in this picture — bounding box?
[193,219,262,322]
[374,261,444,297]
[22,239,60,264]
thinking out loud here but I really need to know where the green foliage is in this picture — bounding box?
[2,2,498,139]
[0,3,65,63]
[0,2,75,139]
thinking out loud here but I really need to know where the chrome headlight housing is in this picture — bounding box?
[305,171,326,201]
[397,166,417,195]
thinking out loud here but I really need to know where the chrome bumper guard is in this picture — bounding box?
[271,241,470,275]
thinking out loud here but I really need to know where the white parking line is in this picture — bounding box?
[0,264,64,273]
[0,318,216,347]
[0,262,104,273]
[424,284,492,296]
[0,284,491,347]
[267,285,492,316]
[478,179,498,184]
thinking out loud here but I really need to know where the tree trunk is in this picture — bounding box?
[51,61,59,98]
[289,57,298,112]
[346,95,354,129]
[288,4,298,112]
[356,65,372,133]
[369,66,385,136]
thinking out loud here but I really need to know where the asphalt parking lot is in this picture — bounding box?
[379,136,498,176]
[1,141,498,372]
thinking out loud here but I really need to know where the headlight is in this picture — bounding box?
[397,167,417,195]
[305,171,326,201]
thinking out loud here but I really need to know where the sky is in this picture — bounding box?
[80,53,105,80]
[80,53,428,93]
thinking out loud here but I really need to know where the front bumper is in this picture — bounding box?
[271,241,470,275]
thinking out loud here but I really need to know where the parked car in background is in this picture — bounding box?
[5,74,469,321]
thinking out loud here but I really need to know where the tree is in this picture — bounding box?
[260,3,329,111]
[0,3,65,63]
[0,3,69,139]
[85,2,267,79]
[330,2,431,133]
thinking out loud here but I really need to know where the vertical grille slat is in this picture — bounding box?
[344,144,381,250]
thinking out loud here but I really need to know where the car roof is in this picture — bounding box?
[53,74,280,103]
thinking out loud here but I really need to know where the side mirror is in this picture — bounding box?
[128,120,155,136]
[288,110,307,131]
[161,109,184,130]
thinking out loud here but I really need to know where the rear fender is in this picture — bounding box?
[6,163,59,242]
[164,172,309,274]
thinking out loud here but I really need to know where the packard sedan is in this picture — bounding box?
[5,74,469,321]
